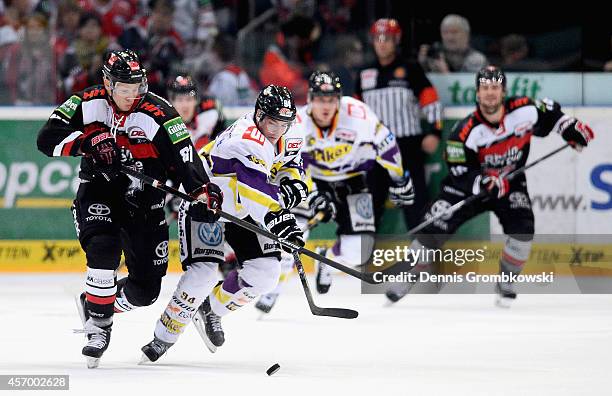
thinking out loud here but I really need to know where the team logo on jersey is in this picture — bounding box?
[198,223,223,246]
[128,126,147,139]
[88,203,111,216]
[393,67,406,79]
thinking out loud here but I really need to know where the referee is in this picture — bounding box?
[355,18,443,230]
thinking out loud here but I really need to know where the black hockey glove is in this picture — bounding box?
[279,178,308,209]
[187,183,224,223]
[306,190,337,223]
[80,127,120,181]
[264,209,305,253]
[389,174,415,206]
[559,118,594,151]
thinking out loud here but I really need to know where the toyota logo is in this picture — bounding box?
[88,203,111,216]
[155,241,169,258]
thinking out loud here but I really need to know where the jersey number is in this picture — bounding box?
[180,146,193,163]
[242,126,266,145]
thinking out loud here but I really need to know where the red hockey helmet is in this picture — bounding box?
[369,18,402,42]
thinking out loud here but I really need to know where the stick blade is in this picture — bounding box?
[313,307,359,319]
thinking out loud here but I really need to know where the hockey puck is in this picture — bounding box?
[266,363,281,376]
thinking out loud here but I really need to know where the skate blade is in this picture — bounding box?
[495,295,514,309]
[74,295,87,326]
[86,357,100,369]
[192,313,217,354]
[138,353,154,365]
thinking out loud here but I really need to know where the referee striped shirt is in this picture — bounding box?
[355,58,442,138]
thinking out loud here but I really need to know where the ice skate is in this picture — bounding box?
[192,297,225,353]
[140,336,174,363]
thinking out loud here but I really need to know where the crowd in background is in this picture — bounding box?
[0,0,611,106]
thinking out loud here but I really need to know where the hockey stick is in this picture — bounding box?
[292,250,358,319]
[120,165,377,284]
[406,143,571,236]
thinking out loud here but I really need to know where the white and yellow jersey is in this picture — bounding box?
[199,112,305,224]
[298,96,404,183]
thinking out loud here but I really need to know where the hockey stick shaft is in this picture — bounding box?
[406,143,571,236]
[120,166,376,284]
[292,251,358,319]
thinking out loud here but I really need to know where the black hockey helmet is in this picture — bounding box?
[476,65,506,89]
[254,85,296,124]
[168,75,198,100]
[308,70,342,98]
[102,49,148,97]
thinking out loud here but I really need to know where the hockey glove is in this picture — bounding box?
[479,173,509,199]
[306,190,337,223]
[389,174,415,206]
[80,127,120,180]
[187,183,224,223]
[279,178,309,209]
[264,209,305,253]
[559,118,594,151]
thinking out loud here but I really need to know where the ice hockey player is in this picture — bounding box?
[254,70,415,312]
[167,74,226,151]
[384,65,594,307]
[165,74,226,219]
[36,50,223,368]
[140,84,308,362]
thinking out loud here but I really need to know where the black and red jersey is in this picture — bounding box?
[37,85,209,208]
[444,96,568,193]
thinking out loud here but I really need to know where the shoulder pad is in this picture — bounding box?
[81,85,106,101]
[138,93,177,120]
[506,96,533,111]
[453,114,479,142]
[199,98,217,112]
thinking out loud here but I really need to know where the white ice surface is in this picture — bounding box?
[0,273,611,396]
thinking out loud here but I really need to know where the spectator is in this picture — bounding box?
[52,0,83,60]
[172,0,217,45]
[14,12,56,104]
[118,0,184,96]
[79,0,135,38]
[330,34,363,97]
[58,12,109,98]
[206,34,256,106]
[0,12,20,104]
[258,15,319,105]
[418,14,487,73]
[499,33,550,71]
